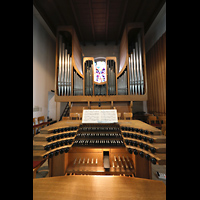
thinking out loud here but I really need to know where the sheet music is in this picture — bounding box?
[82,109,118,123]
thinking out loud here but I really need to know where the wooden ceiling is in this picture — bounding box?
[33,0,165,45]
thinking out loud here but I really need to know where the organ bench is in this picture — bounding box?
[33,119,166,179]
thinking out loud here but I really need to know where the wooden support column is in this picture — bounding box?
[49,153,69,177]
[132,153,152,179]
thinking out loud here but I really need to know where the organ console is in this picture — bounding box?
[33,117,166,179]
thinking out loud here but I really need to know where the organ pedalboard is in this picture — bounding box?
[33,120,166,178]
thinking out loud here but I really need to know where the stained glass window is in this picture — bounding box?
[94,61,106,83]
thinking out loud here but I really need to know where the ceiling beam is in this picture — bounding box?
[132,0,144,22]
[115,0,129,45]
[69,0,85,45]
[105,0,110,45]
[89,0,96,45]
[52,0,67,25]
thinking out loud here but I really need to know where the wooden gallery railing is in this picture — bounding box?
[54,23,147,103]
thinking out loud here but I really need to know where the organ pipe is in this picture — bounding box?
[138,33,144,95]
[57,34,73,96]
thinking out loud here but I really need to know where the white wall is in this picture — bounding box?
[145,2,166,53]
[33,8,56,121]
[81,42,120,71]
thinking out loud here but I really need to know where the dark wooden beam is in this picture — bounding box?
[132,0,144,22]
[89,0,96,45]
[69,0,85,45]
[115,0,128,45]
[52,0,67,25]
[105,0,110,45]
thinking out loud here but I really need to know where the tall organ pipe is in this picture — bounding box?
[133,49,137,95]
[113,61,116,95]
[138,33,144,95]
[64,49,68,96]
[58,35,62,96]
[61,43,65,96]
[69,57,72,95]
[129,57,132,95]
[135,42,140,95]
[131,53,134,95]
[90,62,93,95]
[67,54,70,95]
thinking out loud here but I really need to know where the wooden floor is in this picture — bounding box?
[33,174,166,200]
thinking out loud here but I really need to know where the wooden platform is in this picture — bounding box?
[33,175,166,200]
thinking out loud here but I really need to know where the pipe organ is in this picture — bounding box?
[35,23,166,180]
[55,23,147,103]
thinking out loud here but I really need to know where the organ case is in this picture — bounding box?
[55,23,147,102]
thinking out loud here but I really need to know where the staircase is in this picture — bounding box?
[59,102,70,121]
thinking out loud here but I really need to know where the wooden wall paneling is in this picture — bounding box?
[147,51,152,112]
[119,26,128,73]
[157,37,164,113]
[162,34,165,113]
[155,43,161,113]
[141,29,147,96]
[146,32,166,115]
[153,45,159,113]
[72,28,83,76]
[163,33,166,113]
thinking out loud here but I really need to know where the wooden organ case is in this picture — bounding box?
[33,23,165,180]
[54,23,147,115]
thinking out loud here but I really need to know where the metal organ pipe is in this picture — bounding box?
[133,49,137,95]
[112,61,116,95]
[138,33,144,95]
[135,42,141,95]
[127,32,145,96]
[90,63,93,95]
[69,57,72,95]
[57,34,72,96]
[108,61,111,95]
[61,43,65,96]
[58,35,62,96]
[64,49,68,96]
[131,53,134,95]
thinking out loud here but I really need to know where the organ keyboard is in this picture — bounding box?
[33,120,166,179]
